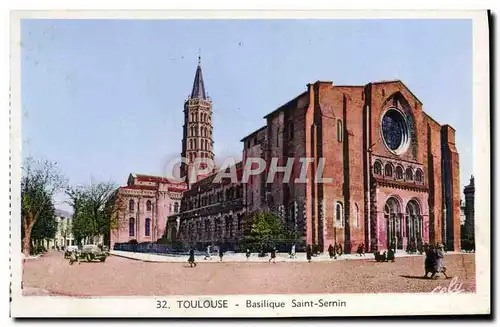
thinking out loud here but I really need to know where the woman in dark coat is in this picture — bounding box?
[306,245,312,263]
[424,244,436,278]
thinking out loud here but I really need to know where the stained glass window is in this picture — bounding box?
[382,110,406,151]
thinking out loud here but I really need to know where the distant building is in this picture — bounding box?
[109,173,187,249]
[46,209,75,249]
[463,175,475,242]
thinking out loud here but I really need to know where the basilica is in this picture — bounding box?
[111,59,461,253]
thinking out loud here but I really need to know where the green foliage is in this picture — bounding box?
[67,182,118,245]
[21,157,66,254]
[243,212,293,251]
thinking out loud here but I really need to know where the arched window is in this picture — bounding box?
[129,199,135,212]
[288,122,294,139]
[337,120,343,142]
[335,202,344,226]
[405,168,414,181]
[173,202,179,213]
[374,161,382,175]
[129,218,135,236]
[415,169,423,182]
[145,218,151,236]
[353,203,360,228]
[395,166,404,180]
[205,139,209,150]
[146,200,152,211]
[384,163,393,177]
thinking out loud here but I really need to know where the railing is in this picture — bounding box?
[113,243,205,256]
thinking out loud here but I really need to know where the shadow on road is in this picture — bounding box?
[399,275,431,280]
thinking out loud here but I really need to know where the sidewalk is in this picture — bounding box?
[110,250,465,263]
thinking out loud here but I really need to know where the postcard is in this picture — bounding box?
[10,9,490,317]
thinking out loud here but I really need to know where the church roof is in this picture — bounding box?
[190,59,206,100]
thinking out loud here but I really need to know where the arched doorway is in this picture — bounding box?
[405,200,423,248]
[385,197,403,250]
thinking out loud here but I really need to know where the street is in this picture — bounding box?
[22,251,476,297]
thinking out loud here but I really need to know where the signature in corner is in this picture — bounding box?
[430,276,465,294]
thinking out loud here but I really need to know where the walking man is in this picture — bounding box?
[188,248,197,268]
[306,244,312,263]
[205,245,212,260]
[246,248,251,261]
[289,244,296,259]
[218,247,224,262]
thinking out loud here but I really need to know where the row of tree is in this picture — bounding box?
[21,157,118,255]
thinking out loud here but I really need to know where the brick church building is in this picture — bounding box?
[112,58,461,253]
[242,80,461,253]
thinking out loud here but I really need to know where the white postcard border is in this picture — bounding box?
[9,9,490,317]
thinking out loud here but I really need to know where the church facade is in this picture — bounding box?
[111,59,461,253]
[241,81,461,252]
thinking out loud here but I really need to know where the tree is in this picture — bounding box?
[244,212,289,251]
[21,157,66,255]
[67,181,118,245]
[21,189,57,252]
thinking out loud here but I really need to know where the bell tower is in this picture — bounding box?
[180,55,214,186]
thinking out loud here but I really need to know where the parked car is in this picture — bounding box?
[77,244,107,262]
[64,245,79,259]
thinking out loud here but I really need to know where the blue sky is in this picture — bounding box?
[21,19,473,209]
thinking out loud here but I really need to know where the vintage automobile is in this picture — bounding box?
[64,245,79,259]
[77,244,108,262]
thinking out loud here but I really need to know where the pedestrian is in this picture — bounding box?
[328,244,335,259]
[269,247,277,263]
[290,244,296,259]
[387,248,395,262]
[336,243,343,257]
[205,245,212,260]
[218,247,224,262]
[69,249,77,265]
[424,244,436,278]
[434,243,449,279]
[246,248,251,260]
[188,248,197,267]
[306,244,312,263]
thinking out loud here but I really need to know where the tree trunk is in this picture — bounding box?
[22,214,36,255]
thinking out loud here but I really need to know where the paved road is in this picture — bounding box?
[22,251,476,297]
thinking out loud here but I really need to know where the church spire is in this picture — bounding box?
[190,53,206,100]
